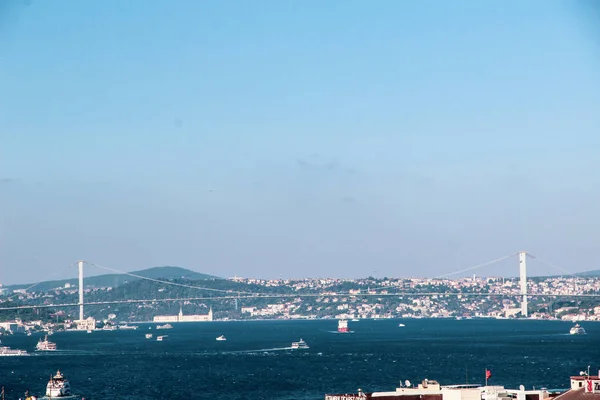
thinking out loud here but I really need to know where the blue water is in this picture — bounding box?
[0,319,598,400]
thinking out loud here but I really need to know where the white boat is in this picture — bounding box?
[570,323,586,335]
[46,370,71,397]
[337,319,350,333]
[0,346,29,356]
[291,339,309,349]
[216,335,226,341]
[156,324,173,330]
[36,335,57,351]
[145,333,153,339]
[398,323,406,327]
[102,325,117,331]
[156,335,168,341]
[118,324,139,330]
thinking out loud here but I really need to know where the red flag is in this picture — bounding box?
[486,370,492,380]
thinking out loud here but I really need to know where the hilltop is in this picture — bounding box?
[575,269,600,277]
[7,266,221,291]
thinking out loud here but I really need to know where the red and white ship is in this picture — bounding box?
[338,319,350,333]
[36,335,57,351]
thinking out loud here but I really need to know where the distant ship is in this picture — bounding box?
[145,333,153,339]
[291,339,309,349]
[570,323,586,335]
[156,324,173,330]
[216,335,226,341]
[156,335,168,341]
[36,335,57,351]
[338,319,350,333]
[118,324,139,330]
[0,346,29,356]
[46,370,72,397]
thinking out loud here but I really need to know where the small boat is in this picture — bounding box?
[570,323,586,335]
[145,333,153,339]
[23,389,38,400]
[216,335,226,341]
[291,339,309,349]
[398,323,406,327]
[156,335,168,341]
[337,319,350,333]
[102,325,117,331]
[45,370,71,397]
[36,335,57,351]
[118,324,139,330]
[156,324,173,330]
[0,346,29,356]
[86,329,93,334]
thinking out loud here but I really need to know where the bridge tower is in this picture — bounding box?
[519,251,528,317]
[78,260,84,321]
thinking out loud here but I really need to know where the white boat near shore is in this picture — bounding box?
[0,346,29,356]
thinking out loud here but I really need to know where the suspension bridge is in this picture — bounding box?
[0,251,595,318]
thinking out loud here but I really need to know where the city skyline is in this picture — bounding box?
[2,1,600,283]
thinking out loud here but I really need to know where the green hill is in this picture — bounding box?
[7,266,220,291]
[575,269,600,277]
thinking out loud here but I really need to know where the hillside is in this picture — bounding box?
[7,266,221,291]
[575,269,600,277]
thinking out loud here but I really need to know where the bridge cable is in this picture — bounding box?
[434,253,517,279]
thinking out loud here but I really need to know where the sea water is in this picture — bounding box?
[0,319,597,400]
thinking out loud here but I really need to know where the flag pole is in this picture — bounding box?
[485,369,488,387]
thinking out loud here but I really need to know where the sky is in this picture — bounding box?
[1,0,600,284]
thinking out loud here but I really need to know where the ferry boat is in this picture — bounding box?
[118,324,139,330]
[46,370,71,397]
[291,339,309,349]
[156,324,173,330]
[338,319,350,333]
[570,323,586,335]
[36,335,57,351]
[216,335,226,341]
[0,346,29,356]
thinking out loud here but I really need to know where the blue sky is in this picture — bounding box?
[1,0,600,284]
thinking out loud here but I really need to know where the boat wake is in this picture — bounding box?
[223,346,303,354]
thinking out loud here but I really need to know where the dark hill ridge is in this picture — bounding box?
[7,266,221,291]
[575,269,600,277]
